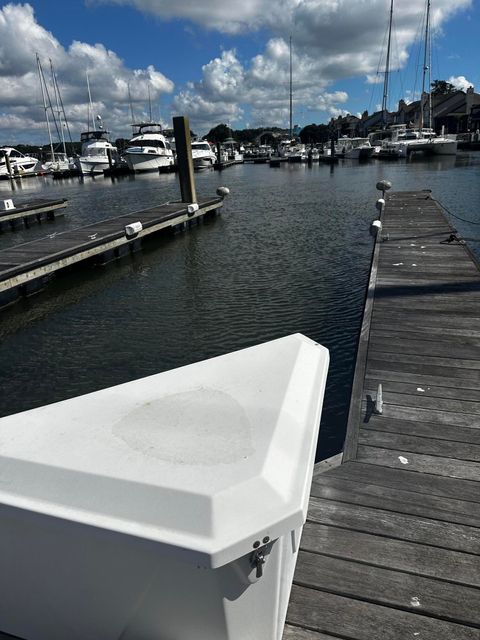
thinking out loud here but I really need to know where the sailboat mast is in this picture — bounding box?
[289,35,293,139]
[86,71,95,131]
[382,0,394,127]
[50,59,67,156]
[36,54,55,163]
[420,0,431,129]
[148,84,152,122]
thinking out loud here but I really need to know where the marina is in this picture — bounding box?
[1,0,480,637]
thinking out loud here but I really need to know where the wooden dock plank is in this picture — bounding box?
[294,551,480,627]
[329,461,480,503]
[310,475,480,527]
[300,520,480,587]
[307,496,480,554]
[287,586,478,640]
[358,430,480,462]
[356,444,480,480]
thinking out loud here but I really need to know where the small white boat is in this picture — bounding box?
[191,141,216,168]
[74,130,118,175]
[0,147,39,178]
[335,137,374,160]
[124,123,174,172]
[287,144,308,162]
[42,152,70,173]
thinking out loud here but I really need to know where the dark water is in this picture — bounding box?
[1,153,479,460]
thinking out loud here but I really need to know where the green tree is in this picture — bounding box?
[204,124,231,142]
[431,80,457,95]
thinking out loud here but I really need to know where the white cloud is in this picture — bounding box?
[0,3,174,143]
[448,75,474,91]
[0,1,473,139]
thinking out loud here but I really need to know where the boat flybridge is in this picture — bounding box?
[0,147,39,178]
[124,123,174,172]
[74,130,118,175]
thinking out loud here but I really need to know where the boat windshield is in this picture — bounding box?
[128,138,167,149]
[192,143,211,151]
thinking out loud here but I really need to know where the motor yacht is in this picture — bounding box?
[0,147,39,178]
[124,123,175,172]
[191,141,217,168]
[74,130,118,175]
[335,137,374,160]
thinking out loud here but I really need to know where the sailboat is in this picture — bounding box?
[36,54,70,172]
[400,0,457,156]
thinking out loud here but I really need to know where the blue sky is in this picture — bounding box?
[0,0,476,142]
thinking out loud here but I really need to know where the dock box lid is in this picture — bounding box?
[0,334,329,568]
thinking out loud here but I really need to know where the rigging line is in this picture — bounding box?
[432,196,480,225]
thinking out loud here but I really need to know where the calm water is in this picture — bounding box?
[1,153,479,460]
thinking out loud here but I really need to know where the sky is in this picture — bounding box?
[0,0,477,144]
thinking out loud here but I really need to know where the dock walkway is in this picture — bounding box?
[0,196,222,306]
[284,191,480,639]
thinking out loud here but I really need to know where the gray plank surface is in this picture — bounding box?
[286,192,480,639]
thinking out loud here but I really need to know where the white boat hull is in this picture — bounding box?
[407,138,458,156]
[124,153,174,172]
[75,158,112,175]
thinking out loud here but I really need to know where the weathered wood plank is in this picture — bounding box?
[286,586,478,640]
[310,474,480,527]
[294,550,480,627]
[356,444,480,480]
[327,461,480,503]
[362,403,480,428]
[364,386,480,415]
[361,415,480,445]
[283,625,337,640]
[307,496,480,554]
[358,430,480,462]
[300,521,480,587]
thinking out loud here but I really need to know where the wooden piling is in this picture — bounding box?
[4,153,12,178]
[172,116,197,203]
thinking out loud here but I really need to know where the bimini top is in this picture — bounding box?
[0,334,329,568]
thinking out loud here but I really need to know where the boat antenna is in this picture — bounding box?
[36,53,55,163]
[86,71,95,130]
[382,0,394,128]
[420,0,431,129]
[289,35,293,139]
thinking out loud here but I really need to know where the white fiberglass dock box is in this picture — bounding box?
[0,334,329,640]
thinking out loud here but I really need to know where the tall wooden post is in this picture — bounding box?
[5,153,12,177]
[173,116,196,203]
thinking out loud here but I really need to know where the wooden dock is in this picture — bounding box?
[0,196,223,307]
[0,198,67,232]
[284,190,480,639]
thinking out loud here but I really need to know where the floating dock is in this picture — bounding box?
[284,190,480,638]
[0,198,67,232]
[0,197,223,307]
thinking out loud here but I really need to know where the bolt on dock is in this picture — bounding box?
[284,190,480,639]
